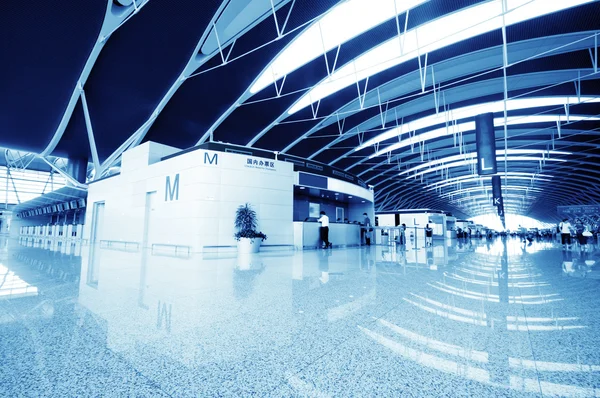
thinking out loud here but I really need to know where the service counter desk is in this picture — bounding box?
[294,222,361,250]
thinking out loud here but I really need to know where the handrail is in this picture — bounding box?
[151,243,190,257]
[99,240,139,251]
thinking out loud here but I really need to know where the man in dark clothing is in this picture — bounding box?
[400,223,407,245]
[362,213,372,245]
[425,224,433,247]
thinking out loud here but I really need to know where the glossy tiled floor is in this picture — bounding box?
[1,235,600,397]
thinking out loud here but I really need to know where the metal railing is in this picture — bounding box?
[151,243,190,257]
[99,240,139,252]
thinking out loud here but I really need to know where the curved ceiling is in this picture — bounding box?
[1,0,600,223]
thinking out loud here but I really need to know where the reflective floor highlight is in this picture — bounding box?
[1,236,599,397]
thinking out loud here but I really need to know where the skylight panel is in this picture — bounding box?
[0,167,67,205]
[406,155,567,179]
[369,115,599,159]
[289,0,594,115]
[399,149,569,176]
[425,172,553,189]
[427,175,553,191]
[442,186,542,198]
[250,0,428,94]
[358,97,600,152]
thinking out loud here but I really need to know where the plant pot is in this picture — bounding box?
[237,237,262,254]
[236,252,265,271]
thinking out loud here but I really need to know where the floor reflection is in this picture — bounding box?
[0,236,599,396]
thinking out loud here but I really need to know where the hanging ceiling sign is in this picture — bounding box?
[497,204,505,217]
[492,175,502,207]
[475,113,497,176]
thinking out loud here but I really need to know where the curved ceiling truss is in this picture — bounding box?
[3,0,600,224]
[227,0,600,223]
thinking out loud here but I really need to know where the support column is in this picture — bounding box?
[67,156,88,184]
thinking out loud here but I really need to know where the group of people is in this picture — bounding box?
[558,218,595,250]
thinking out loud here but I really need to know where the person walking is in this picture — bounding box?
[318,211,332,249]
[574,218,586,249]
[518,225,527,243]
[425,224,433,247]
[399,223,407,246]
[559,218,572,249]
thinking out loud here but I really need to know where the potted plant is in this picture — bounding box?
[234,203,267,253]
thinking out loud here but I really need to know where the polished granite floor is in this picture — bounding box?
[1,235,599,397]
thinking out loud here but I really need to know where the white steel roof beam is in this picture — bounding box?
[41,0,150,157]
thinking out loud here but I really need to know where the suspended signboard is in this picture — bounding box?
[491,175,502,207]
[475,113,497,175]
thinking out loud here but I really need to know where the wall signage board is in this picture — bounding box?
[558,205,600,217]
[298,172,328,189]
[244,157,276,171]
[475,113,497,176]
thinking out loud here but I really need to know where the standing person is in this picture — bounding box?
[362,213,372,246]
[575,218,586,249]
[519,225,528,243]
[583,224,593,251]
[400,223,407,246]
[317,211,332,249]
[559,218,572,249]
[425,224,433,247]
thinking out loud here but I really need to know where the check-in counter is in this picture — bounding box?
[294,222,361,250]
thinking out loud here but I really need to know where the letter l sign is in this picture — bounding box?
[480,157,494,171]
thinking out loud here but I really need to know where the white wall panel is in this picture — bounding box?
[86,143,295,252]
[377,214,396,227]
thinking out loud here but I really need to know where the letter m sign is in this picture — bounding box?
[165,173,179,201]
[204,152,218,165]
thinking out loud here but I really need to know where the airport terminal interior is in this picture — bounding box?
[1,0,600,396]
